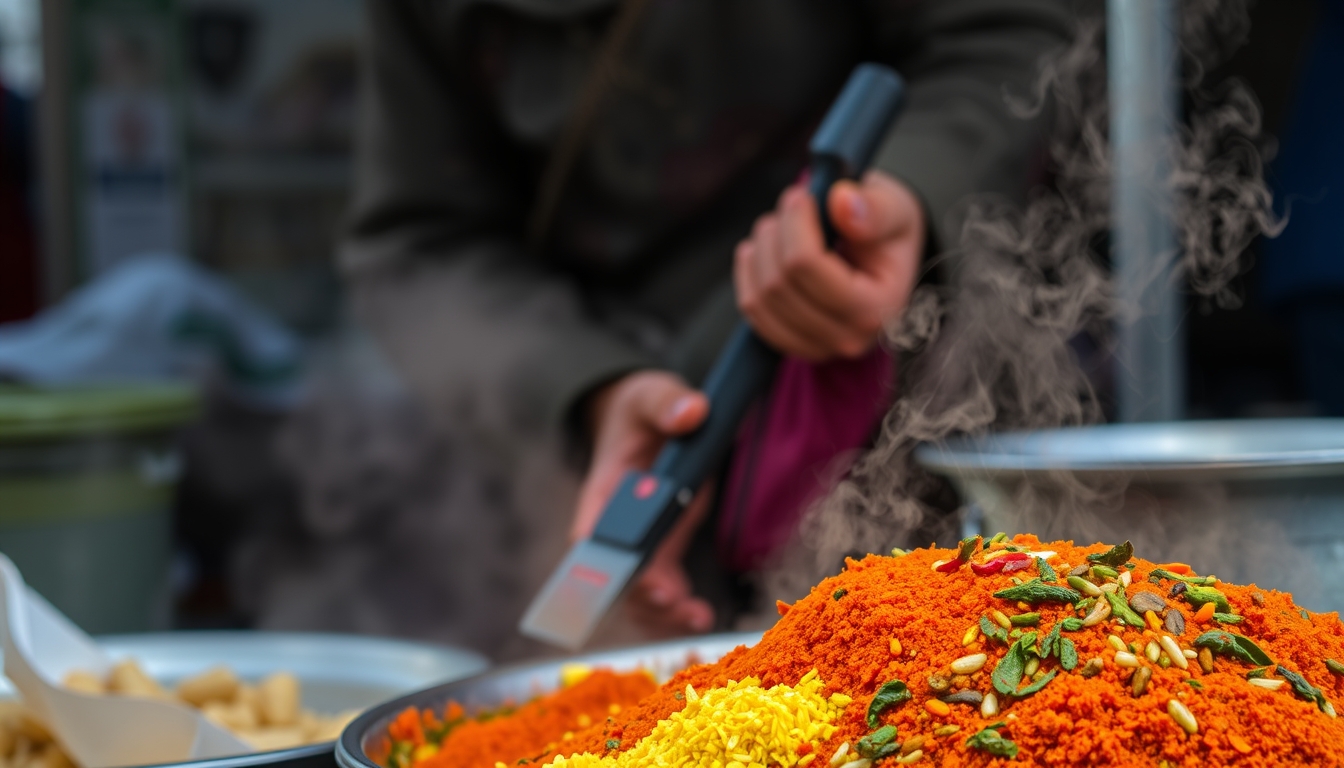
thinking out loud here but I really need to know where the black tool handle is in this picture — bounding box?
[592,63,906,552]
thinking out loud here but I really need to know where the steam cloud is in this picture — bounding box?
[765,0,1303,606]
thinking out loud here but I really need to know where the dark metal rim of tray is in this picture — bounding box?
[335,632,764,768]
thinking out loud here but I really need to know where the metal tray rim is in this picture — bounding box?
[915,418,1344,480]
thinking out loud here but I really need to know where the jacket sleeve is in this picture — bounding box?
[865,0,1074,260]
[341,0,654,434]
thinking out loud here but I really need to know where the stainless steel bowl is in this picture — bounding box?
[335,632,762,768]
[0,632,489,768]
[915,418,1344,613]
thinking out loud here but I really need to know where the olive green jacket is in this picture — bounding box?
[342,0,1073,436]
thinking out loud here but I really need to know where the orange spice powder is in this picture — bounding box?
[397,535,1344,766]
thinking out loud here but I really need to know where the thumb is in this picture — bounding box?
[828,171,922,248]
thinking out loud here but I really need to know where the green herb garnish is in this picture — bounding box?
[991,640,1028,696]
[1010,612,1041,627]
[1326,659,1344,676]
[605,740,620,750]
[856,725,901,759]
[1186,679,1204,689]
[1090,565,1119,580]
[1301,610,1312,621]
[1149,569,1217,587]
[1041,622,1062,658]
[1277,666,1332,713]
[1194,630,1274,667]
[1105,591,1146,627]
[993,579,1081,605]
[1086,541,1134,567]
[989,532,1008,545]
[1060,637,1078,670]
[1013,669,1058,697]
[980,615,1009,645]
[1246,666,1271,679]
[1213,612,1243,624]
[833,589,847,601]
[1184,586,1232,613]
[1060,617,1085,631]
[1036,557,1058,583]
[966,725,1018,759]
[866,679,911,727]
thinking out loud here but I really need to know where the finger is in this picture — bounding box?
[828,172,920,246]
[759,280,874,360]
[571,461,627,540]
[666,595,715,634]
[628,377,708,436]
[774,186,873,319]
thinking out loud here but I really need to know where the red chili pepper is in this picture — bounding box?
[935,558,963,573]
[970,558,1008,576]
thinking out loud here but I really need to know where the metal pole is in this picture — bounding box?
[1108,0,1184,422]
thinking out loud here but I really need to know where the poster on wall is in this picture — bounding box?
[73,0,185,275]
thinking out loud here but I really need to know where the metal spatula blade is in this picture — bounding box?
[519,540,641,650]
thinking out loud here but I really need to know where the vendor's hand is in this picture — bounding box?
[624,484,715,637]
[572,371,715,636]
[734,170,925,360]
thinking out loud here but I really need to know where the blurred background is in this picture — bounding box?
[0,0,1333,662]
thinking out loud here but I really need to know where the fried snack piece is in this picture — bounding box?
[177,666,240,707]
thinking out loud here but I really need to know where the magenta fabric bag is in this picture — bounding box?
[717,346,895,572]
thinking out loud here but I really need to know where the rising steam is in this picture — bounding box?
[765,0,1295,605]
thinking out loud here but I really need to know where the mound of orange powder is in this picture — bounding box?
[392,535,1344,767]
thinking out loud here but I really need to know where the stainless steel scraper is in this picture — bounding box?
[520,63,907,650]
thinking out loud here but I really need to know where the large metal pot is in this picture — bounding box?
[335,632,762,768]
[915,418,1344,614]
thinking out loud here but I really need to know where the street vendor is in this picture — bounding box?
[342,0,1073,641]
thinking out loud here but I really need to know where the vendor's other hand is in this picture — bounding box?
[572,371,715,636]
[734,170,925,361]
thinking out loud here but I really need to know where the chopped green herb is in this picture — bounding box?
[833,589,848,601]
[605,740,620,750]
[991,640,1028,696]
[890,547,908,557]
[1213,612,1243,624]
[1060,617,1085,631]
[1277,666,1332,713]
[1086,541,1134,567]
[1060,637,1078,671]
[1074,596,1096,613]
[1186,680,1204,689]
[956,535,982,563]
[966,725,1018,759]
[1090,565,1120,580]
[1194,630,1274,667]
[1012,669,1058,697]
[1105,591,1146,627]
[989,532,1008,545]
[866,679,912,727]
[1010,612,1041,627]
[1301,610,1312,621]
[1184,586,1232,613]
[1246,666,1271,679]
[1036,557,1058,583]
[856,725,901,759]
[980,615,1009,645]
[1041,621,1063,658]
[674,692,684,700]
[993,579,1082,605]
[1326,659,1344,676]
[1149,569,1217,587]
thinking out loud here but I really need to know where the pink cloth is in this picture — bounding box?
[718,345,895,572]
